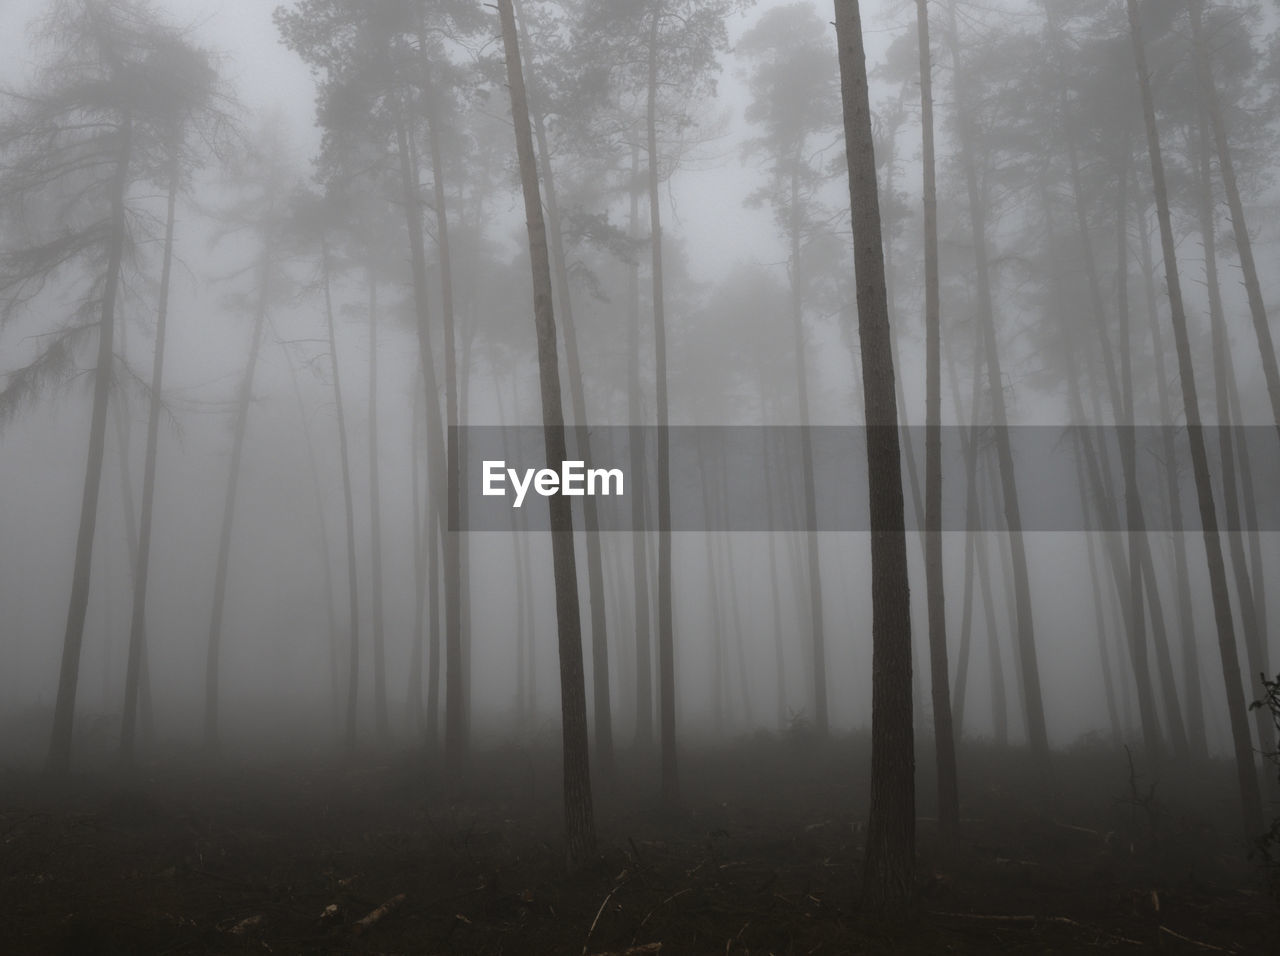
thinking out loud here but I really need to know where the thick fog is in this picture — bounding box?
[1,0,1278,778]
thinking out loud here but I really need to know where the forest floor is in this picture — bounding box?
[0,729,1275,954]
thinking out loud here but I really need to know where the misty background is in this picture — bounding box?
[1,0,1277,769]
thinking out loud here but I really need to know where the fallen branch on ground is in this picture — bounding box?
[353,893,405,934]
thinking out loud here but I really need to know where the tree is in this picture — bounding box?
[573,0,750,803]
[941,0,1049,767]
[739,0,839,738]
[202,130,299,750]
[512,0,615,775]
[914,0,958,839]
[120,31,227,765]
[1127,0,1262,837]
[834,0,915,907]
[498,0,596,868]
[1187,0,1280,441]
[0,0,210,773]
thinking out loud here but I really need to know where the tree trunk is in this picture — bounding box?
[512,0,614,778]
[787,168,830,737]
[366,268,388,739]
[916,0,958,839]
[392,104,450,756]
[408,374,426,734]
[47,114,133,775]
[835,0,915,908]
[1194,104,1277,769]
[122,155,177,763]
[499,0,596,867]
[319,237,362,752]
[647,0,678,806]
[418,82,466,772]
[1135,191,1207,758]
[202,210,271,752]
[283,347,341,735]
[1127,0,1262,837]
[627,144,653,751]
[944,0,1049,766]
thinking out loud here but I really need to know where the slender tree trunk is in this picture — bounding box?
[318,237,362,752]
[365,268,388,739]
[408,374,426,734]
[392,104,450,755]
[646,0,678,806]
[1187,0,1280,440]
[787,168,830,736]
[1135,193,1207,757]
[499,0,596,867]
[835,0,915,907]
[944,0,1049,765]
[1194,106,1277,768]
[916,0,958,838]
[1072,452,1122,743]
[627,145,653,751]
[944,327,985,738]
[283,348,341,734]
[1128,0,1262,836]
[47,115,132,774]
[121,151,178,765]
[425,489,442,745]
[512,0,613,778]
[418,88,466,772]
[761,427,788,729]
[202,214,271,752]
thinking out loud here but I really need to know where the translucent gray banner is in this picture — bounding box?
[450,426,1280,532]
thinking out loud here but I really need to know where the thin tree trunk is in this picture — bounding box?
[392,104,449,755]
[647,0,678,806]
[366,268,388,739]
[786,167,830,736]
[202,208,271,752]
[282,346,341,734]
[1128,0,1262,836]
[499,0,596,867]
[319,237,361,752]
[418,87,466,773]
[1135,192,1207,757]
[1194,105,1277,768]
[47,114,132,774]
[121,150,178,764]
[626,145,653,751]
[408,374,426,734]
[835,0,915,907]
[512,0,613,778]
[944,0,1049,765]
[916,0,958,838]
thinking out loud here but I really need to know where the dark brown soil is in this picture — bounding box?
[1,732,1274,954]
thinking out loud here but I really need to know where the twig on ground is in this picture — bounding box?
[353,893,405,935]
[584,884,623,956]
[1158,925,1230,952]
